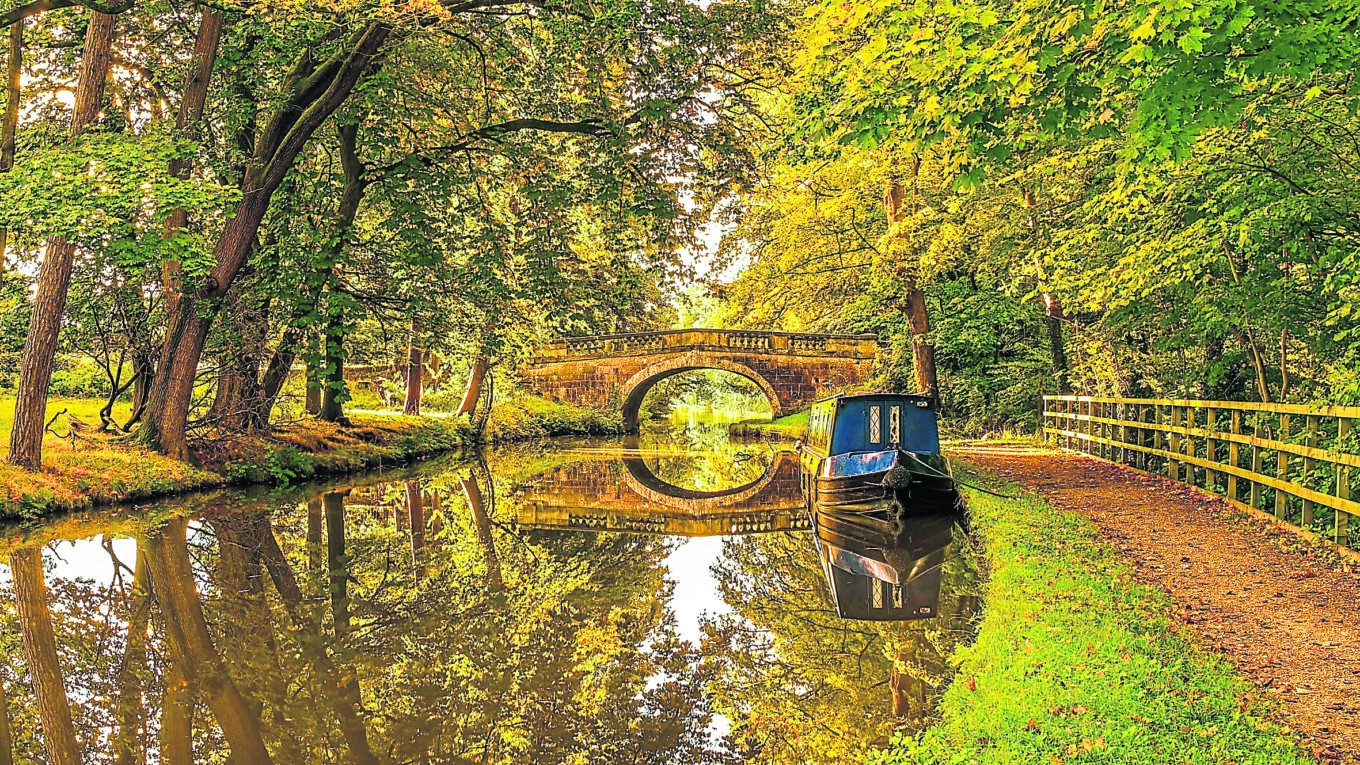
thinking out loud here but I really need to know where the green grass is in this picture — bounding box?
[875,461,1311,765]
[730,408,808,438]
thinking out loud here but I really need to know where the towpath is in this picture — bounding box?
[954,444,1360,765]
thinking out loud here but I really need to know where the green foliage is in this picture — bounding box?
[0,130,237,271]
[877,464,1311,764]
[484,395,625,442]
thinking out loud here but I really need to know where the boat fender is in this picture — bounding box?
[878,463,914,489]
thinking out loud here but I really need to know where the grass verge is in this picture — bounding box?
[729,409,808,439]
[874,461,1311,765]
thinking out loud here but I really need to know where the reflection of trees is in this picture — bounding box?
[638,420,777,493]
[0,464,723,763]
[704,531,982,763]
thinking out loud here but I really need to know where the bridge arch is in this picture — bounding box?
[619,352,781,431]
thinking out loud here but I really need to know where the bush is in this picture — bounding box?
[484,395,624,442]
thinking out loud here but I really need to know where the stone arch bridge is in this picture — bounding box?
[519,329,879,430]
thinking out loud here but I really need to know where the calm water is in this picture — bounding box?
[0,416,982,764]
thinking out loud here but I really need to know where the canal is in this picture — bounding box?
[0,414,982,763]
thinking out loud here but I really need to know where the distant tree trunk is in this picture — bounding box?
[316,120,368,427]
[403,318,423,415]
[142,518,273,763]
[405,482,425,580]
[884,175,939,399]
[457,356,489,417]
[159,661,195,765]
[305,334,323,415]
[114,550,152,765]
[324,492,351,635]
[0,19,21,276]
[461,475,503,591]
[1235,329,1274,403]
[319,326,349,425]
[142,9,225,448]
[11,547,81,765]
[123,350,155,428]
[1021,188,1071,393]
[7,11,116,470]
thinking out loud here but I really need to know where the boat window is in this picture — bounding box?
[869,405,881,444]
[889,406,901,445]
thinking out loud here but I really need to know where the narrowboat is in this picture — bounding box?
[797,393,961,532]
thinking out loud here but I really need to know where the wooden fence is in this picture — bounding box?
[1042,396,1358,553]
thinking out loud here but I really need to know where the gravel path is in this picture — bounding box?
[954,444,1360,765]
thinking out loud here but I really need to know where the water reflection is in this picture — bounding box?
[0,421,980,764]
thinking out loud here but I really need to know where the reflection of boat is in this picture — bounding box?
[797,393,960,533]
[811,505,959,621]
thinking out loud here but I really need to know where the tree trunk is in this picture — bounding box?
[1235,329,1274,403]
[324,492,351,635]
[305,339,323,415]
[142,9,225,446]
[7,11,116,470]
[1022,188,1072,393]
[0,18,21,276]
[149,24,390,459]
[405,481,425,581]
[461,475,503,591]
[114,550,152,765]
[403,318,423,415]
[11,547,81,764]
[319,326,349,425]
[883,177,939,399]
[456,356,489,417]
[142,518,274,763]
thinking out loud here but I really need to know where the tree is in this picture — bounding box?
[7,7,117,470]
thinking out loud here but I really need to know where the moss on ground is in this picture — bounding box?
[874,461,1312,765]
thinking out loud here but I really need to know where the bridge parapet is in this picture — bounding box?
[531,329,878,364]
[521,328,879,429]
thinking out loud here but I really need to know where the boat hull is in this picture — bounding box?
[812,449,961,520]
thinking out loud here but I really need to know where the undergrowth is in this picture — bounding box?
[875,463,1311,765]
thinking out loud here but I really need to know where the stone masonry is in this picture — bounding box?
[518,329,879,429]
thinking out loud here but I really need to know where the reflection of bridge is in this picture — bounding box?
[519,329,878,430]
[511,451,811,537]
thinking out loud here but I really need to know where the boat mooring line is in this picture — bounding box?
[902,451,1022,500]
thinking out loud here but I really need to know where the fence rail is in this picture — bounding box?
[1042,395,1357,553]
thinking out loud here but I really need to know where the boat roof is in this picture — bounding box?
[811,392,937,407]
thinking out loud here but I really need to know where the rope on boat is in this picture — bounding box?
[901,451,1022,501]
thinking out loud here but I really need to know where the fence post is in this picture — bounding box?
[1168,406,1181,481]
[1228,410,1241,502]
[1302,414,1318,528]
[1185,405,1197,487]
[1213,408,1224,490]
[1276,414,1291,518]
[1339,418,1352,547]
[1140,404,1151,471]
[1250,420,1264,511]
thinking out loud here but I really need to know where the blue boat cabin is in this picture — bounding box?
[803,393,941,463]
